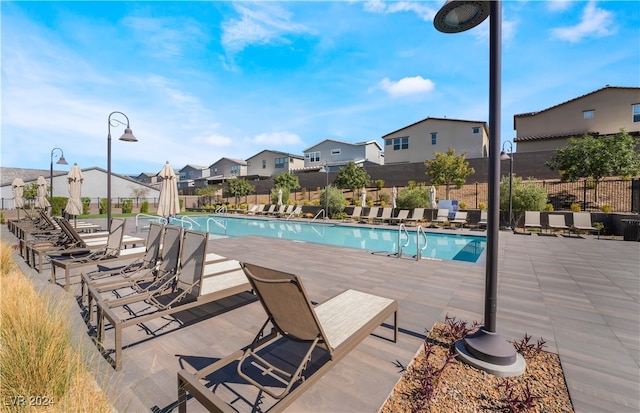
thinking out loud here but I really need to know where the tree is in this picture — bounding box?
[320,186,346,218]
[546,130,640,202]
[500,175,548,225]
[375,179,385,201]
[23,182,38,201]
[225,179,255,205]
[396,186,430,209]
[273,171,300,191]
[129,186,150,201]
[333,162,371,196]
[271,187,290,204]
[196,184,222,206]
[425,148,475,200]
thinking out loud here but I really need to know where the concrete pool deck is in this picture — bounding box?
[4,217,639,412]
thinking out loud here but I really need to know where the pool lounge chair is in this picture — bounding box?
[247,204,264,215]
[275,205,294,218]
[93,229,251,370]
[432,208,450,227]
[449,211,468,229]
[524,211,542,234]
[50,218,145,290]
[477,210,488,229]
[343,206,362,222]
[359,207,379,223]
[572,212,601,239]
[547,214,569,236]
[259,205,276,215]
[406,208,425,226]
[177,262,398,413]
[389,209,410,225]
[373,207,393,224]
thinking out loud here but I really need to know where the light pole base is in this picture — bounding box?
[455,328,526,377]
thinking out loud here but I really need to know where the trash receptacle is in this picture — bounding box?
[622,219,640,241]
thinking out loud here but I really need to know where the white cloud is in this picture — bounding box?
[377,76,435,97]
[551,1,615,43]
[363,0,436,21]
[250,132,302,146]
[221,3,312,55]
[123,16,205,59]
[547,0,573,12]
[192,133,234,147]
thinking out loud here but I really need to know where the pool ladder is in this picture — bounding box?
[396,224,428,261]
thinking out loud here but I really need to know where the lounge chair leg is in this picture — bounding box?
[177,377,187,413]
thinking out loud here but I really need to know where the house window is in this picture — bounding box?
[305,151,321,163]
[230,165,240,175]
[385,138,393,146]
[473,127,480,134]
[262,160,266,169]
[275,157,288,168]
[583,110,594,119]
[431,133,437,145]
[213,167,218,174]
[633,104,640,122]
[247,161,251,167]
[331,148,341,156]
[389,137,409,151]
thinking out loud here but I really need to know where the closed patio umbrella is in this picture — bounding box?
[391,186,397,209]
[64,163,84,220]
[277,188,283,206]
[12,178,24,219]
[35,176,50,210]
[157,161,180,219]
[430,185,437,209]
[361,187,366,207]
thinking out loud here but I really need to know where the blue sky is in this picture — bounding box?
[2,1,639,175]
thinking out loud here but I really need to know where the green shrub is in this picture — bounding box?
[140,200,149,214]
[270,187,290,205]
[99,199,107,215]
[458,202,467,210]
[570,203,581,212]
[500,175,548,212]
[320,186,346,217]
[545,203,554,212]
[82,197,91,215]
[332,212,348,220]
[478,202,487,210]
[601,205,612,213]
[51,197,67,216]
[121,199,133,214]
[379,192,390,205]
[397,186,430,209]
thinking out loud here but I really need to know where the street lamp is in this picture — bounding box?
[501,141,514,231]
[50,148,68,214]
[318,161,329,219]
[107,111,137,231]
[435,0,524,376]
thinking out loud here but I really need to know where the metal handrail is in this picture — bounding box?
[396,223,410,258]
[169,215,197,229]
[206,217,227,234]
[311,209,326,223]
[135,213,166,232]
[415,225,428,261]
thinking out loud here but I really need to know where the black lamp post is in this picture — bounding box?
[107,111,137,231]
[50,147,68,214]
[434,0,524,376]
[501,141,514,231]
[319,161,329,219]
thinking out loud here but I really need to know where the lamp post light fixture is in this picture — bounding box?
[107,111,137,231]
[50,147,68,213]
[318,161,329,219]
[500,141,514,231]
[434,0,525,376]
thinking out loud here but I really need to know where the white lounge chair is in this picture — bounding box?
[524,211,541,234]
[572,212,601,239]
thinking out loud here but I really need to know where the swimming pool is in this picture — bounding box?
[177,215,486,263]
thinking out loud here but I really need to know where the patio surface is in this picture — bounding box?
[4,217,639,412]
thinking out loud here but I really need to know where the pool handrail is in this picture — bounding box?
[169,215,197,229]
[396,223,410,258]
[135,213,166,232]
[206,217,227,234]
[311,209,326,223]
[415,225,428,261]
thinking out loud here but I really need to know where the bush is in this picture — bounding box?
[82,197,91,215]
[601,205,612,213]
[320,186,346,217]
[478,202,487,211]
[458,202,467,210]
[397,186,430,209]
[140,200,149,214]
[271,187,290,205]
[545,203,554,212]
[99,199,107,215]
[51,197,68,216]
[500,175,548,212]
[570,203,581,212]
[121,199,133,214]
[379,192,391,205]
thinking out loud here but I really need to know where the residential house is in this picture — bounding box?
[302,139,384,171]
[178,165,209,191]
[245,150,304,178]
[201,158,248,186]
[382,117,489,164]
[135,172,159,186]
[514,86,640,153]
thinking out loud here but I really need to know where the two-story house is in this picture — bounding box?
[382,117,488,164]
[302,139,383,172]
[201,158,248,186]
[178,165,209,191]
[514,85,640,153]
[245,150,305,178]
[135,172,159,187]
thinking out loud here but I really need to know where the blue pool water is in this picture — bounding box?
[178,215,486,263]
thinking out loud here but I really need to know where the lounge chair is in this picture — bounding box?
[270,205,287,216]
[50,218,146,290]
[406,208,425,226]
[243,204,259,215]
[547,214,569,236]
[432,208,450,227]
[177,262,398,412]
[344,206,362,221]
[389,209,410,225]
[572,212,601,239]
[449,211,468,229]
[524,211,542,234]
[247,204,265,215]
[93,229,251,370]
[286,206,302,219]
[80,222,167,308]
[373,207,393,224]
[275,205,294,218]
[359,206,379,223]
[477,210,488,229]
[259,205,276,215]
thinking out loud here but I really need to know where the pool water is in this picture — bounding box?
[178,215,486,263]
